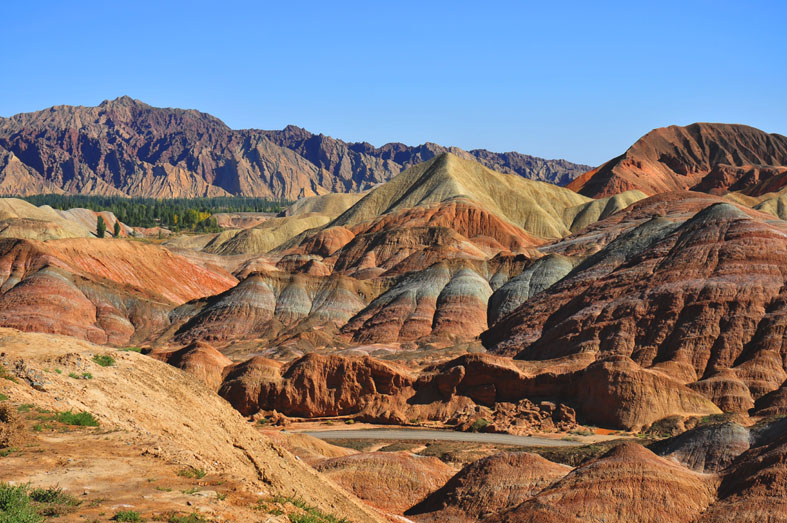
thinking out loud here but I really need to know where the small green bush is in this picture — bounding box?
[0,393,8,402]
[0,483,42,522]
[112,510,141,521]
[470,418,490,432]
[118,347,142,353]
[55,410,99,427]
[92,355,116,367]
[166,512,208,523]
[17,404,34,413]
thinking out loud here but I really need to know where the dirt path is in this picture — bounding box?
[295,428,616,447]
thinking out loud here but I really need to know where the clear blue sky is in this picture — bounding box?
[1,1,784,166]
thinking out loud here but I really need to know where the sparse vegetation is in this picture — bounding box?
[55,410,99,427]
[0,483,41,522]
[118,347,143,353]
[112,509,141,522]
[470,418,490,432]
[92,354,116,367]
[0,394,7,402]
[67,372,92,380]
[28,486,81,517]
[16,404,34,413]
[0,366,16,383]
[160,512,208,523]
[271,496,349,523]
[0,483,80,521]
[177,466,206,479]
[180,487,199,495]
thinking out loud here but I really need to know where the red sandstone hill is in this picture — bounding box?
[568,123,787,198]
[0,97,588,199]
[0,238,236,345]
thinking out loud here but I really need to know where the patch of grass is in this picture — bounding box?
[113,510,141,521]
[154,486,172,492]
[92,354,116,367]
[344,419,354,425]
[29,486,81,516]
[118,347,142,353]
[255,417,269,426]
[54,369,62,374]
[216,492,226,501]
[177,466,206,479]
[0,448,18,457]
[0,393,8,402]
[0,366,17,383]
[17,404,34,413]
[0,483,41,522]
[32,424,43,433]
[273,496,349,523]
[160,512,208,523]
[55,410,99,427]
[180,487,199,495]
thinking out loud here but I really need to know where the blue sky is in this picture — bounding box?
[1,1,784,166]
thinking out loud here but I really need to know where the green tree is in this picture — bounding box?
[96,216,106,238]
[113,220,121,237]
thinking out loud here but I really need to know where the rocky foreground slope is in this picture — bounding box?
[0,97,589,199]
[0,329,382,521]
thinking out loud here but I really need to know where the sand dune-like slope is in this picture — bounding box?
[0,328,382,521]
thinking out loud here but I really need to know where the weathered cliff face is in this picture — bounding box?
[0,97,589,199]
[568,123,787,198]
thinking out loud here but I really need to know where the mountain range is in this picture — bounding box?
[0,96,590,199]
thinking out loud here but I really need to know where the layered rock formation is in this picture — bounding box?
[0,238,236,345]
[483,193,787,425]
[407,452,570,522]
[315,452,454,514]
[0,97,589,199]
[568,123,787,198]
[489,442,718,522]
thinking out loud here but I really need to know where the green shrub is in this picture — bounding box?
[0,367,16,383]
[17,404,34,413]
[0,483,42,522]
[112,510,141,521]
[166,512,208,523]
[470,418,490,432]
[0,394,8,402]
[28,486,80,516]
[92,355,115,367]
[118,347,142,353]
[55,410,99,427]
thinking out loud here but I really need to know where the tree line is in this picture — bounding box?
[21,195,290,233]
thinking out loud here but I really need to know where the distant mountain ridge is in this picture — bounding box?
[0,96,591,199]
